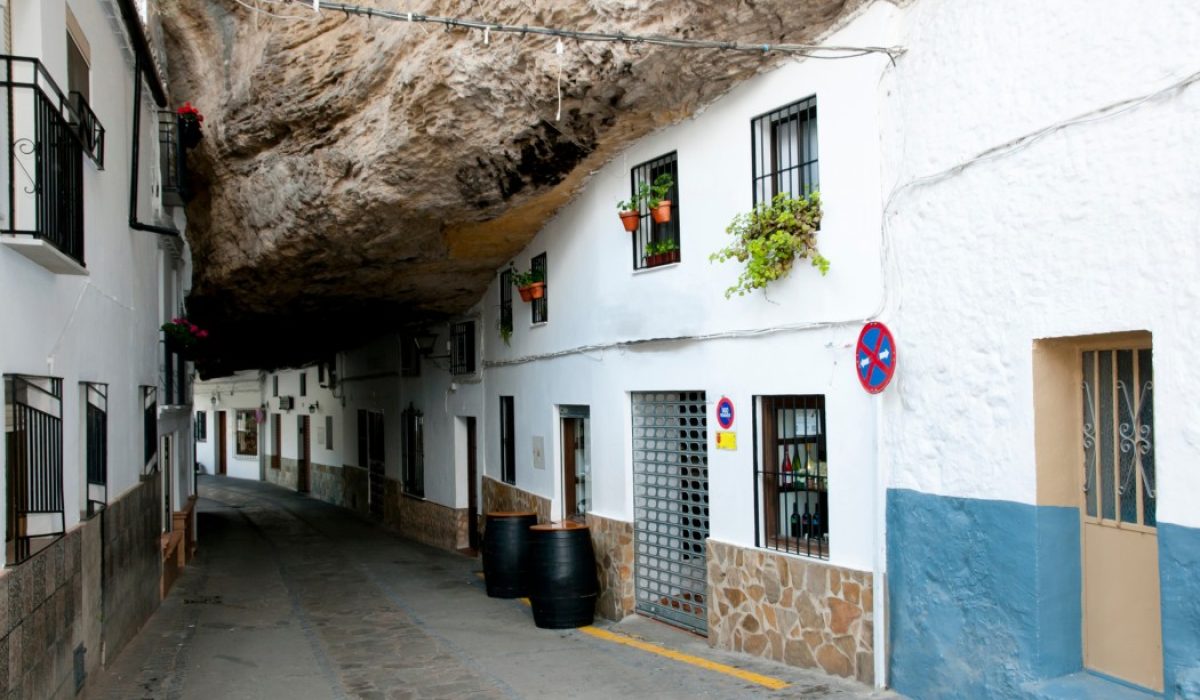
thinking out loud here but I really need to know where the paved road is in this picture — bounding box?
[85,476,888,700]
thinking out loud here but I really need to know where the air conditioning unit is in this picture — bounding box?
[279,396,295,410]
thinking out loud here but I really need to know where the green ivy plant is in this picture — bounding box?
[709,191,828,299]
[496,318,513,346]
[508,263,544,288]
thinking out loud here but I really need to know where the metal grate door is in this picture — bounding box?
[632,391,709,633]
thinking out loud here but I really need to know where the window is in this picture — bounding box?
[195,410,207,442]
[163,339,188,406]
[752,97,818,205]
[143,386,158,473]
[499,269,513,341]
[450,321,476,375]
[273,375,279,397]
[66,19,90,108]
[631,152,681,270]
[317,363,325,386]
[235,410,258,456]
[755,395,828,560]
[1082,347,1156,526]
[402,403,424,497]
[325,415,334,450]
[401,337,420,377]
[271,414,281,470]
[500,396,515,484]
[357,409,368,467]
[84,383,108,517]
[299,372,307,397]
[531,253,548,324]
[4,375,66,564]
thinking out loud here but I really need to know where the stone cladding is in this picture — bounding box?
[481,477,551,525]
[585,513,635,621]
[382,479,470,552]
[707,539,874,686]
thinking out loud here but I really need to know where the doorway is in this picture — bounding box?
[465,417,479,550]
[360,410,385,520]
[216,411,227,476]
[559,406,590,521]
[297,415,311,493]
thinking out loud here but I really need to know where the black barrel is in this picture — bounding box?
[528,522,598,629]
[483,512,538,598]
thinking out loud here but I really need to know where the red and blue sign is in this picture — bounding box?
[716,396,735,429]
[856,322,897,394]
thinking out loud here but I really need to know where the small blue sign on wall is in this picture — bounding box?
[716,396,735,430]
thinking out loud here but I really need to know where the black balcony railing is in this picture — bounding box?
[4,375,66,565]
[157,111,186,206]
[163,338,190,406]
[2,56,105,267]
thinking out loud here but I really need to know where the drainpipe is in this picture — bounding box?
[128,52,179,238]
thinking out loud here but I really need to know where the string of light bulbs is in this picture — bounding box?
[249,0,905,62]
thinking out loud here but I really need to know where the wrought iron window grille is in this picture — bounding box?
[400,336,421,377]
[402,403,425,497]
[500,396,516,485]
[2,56,103,267]
[142,386,158,475]
[4,374,66,565]
[498,269,513,340]
[83,382,108,517]
[754,394,829,560]
[630,152,681,271]
[751,96,818,206]
[157,111,187,206]
[531,253,548,324]
[450,321,477,375]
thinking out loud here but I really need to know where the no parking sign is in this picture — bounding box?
[856,322,897,394]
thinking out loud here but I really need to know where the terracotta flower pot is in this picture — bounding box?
[651,200,672,224]
[178,118,202,149]
[518,282,545,302]
[619,210,640,232]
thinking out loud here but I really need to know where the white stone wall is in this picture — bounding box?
[193,372,264,481]
[0,0,189,551]
[878,0,1200,529]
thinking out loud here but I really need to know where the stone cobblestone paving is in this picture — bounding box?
[84,477,895,700]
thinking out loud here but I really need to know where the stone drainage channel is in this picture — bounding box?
[84,476,890,699]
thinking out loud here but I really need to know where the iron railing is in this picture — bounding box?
[4,375,66,564]
[157,110,186,206]
[498,269,513,339]
[755,395,829,560]
[500,396,515,484]
[163,338,189,406]
[531,253,547,324]
[143,386,158,474]
[84,382,108,517]
[402,404,424,497]
[630,152,681,271]
[751,96,818,206]
[450,320,476,375]
[1,56,103,267]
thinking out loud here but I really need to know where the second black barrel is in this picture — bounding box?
[528,521,598,629]
[482,511,538,598]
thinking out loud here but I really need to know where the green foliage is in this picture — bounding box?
[645,239,680,256]
[617,173,675,211]
[709,191,828,299]
[508,263,544,288]
[496,319,512,346]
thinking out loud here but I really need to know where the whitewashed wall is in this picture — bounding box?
[193,373,263,482]
[0,0,185,549]
[878,0,1200,528]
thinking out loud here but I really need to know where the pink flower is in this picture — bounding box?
[172,317,183,325]
[189,324,199,333]
[198,330,209,339]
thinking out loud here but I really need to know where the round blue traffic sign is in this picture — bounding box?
[856,322,897,394]
[716,397,735,429]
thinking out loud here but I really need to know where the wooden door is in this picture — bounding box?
[297,415,311,493]
[216,411,227,476]
[367,412,385,519]
[271,414,281,471]
[466,417,479,550]
[561,418,578,520]
[1080,345,1161,691]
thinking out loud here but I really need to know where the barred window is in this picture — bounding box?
[84,383,108,517]
[325,415,334,450]
[499,269,513,340]
[755,395,828,560]
[194,410,207,442]
[299,372,307,397]
[272,375,279,397]
[4,375,66,564]
[143,386,158,473]
[235,410,258,456]
[450,321,476,375]
[631,152,681,271]
[401,337,421,377]
[531,253,548,324]
[402,404,425,497]
[752,97,818,205]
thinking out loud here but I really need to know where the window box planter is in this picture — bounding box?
[518,281,545,302]
[644,249,680,268]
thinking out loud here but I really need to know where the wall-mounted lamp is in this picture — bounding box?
[308,401,320,414]
[414,333,439,356]
[210,395,217,406]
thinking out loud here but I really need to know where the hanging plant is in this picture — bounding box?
[162,317,209,352]
[615,173,675,231]
[177,102,205,149]
[509,264,545,302]
[709,191,828,299]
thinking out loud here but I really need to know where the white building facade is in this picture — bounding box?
[0,0,195,695]
[199,1,1200,697]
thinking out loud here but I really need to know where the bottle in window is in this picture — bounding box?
[790,500,801,538]
[811,504,822,539]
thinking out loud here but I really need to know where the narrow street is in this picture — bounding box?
[85,477,883,700]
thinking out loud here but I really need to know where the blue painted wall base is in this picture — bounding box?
[1160,523,1200,700]
[887,489,1082,699]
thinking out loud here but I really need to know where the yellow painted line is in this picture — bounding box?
[577,626,790,691]
[477,572,788,690]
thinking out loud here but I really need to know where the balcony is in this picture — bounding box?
[158,110,187,207]
[0,56,106,273]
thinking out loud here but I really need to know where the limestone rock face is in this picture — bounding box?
[160,0,861,370]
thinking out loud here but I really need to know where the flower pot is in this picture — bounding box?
[178,118,202,149]
[619,210,640,232]
[651,200,672,224]
[518,282,545,302]
[644,254,662,268]
[662,249,679,265]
